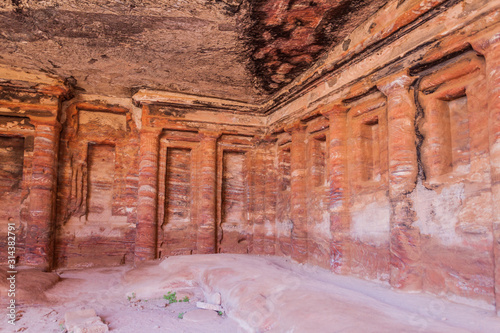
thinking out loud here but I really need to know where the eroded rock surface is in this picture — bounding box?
[0,0,261,102]
[1,0,500,323]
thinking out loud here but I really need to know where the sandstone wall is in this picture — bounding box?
[55,101,140,268]
[0,69,68,270]
[264,0,500,314]
[0,0,499,316]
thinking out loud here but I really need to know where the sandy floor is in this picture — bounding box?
[1,254,500,332]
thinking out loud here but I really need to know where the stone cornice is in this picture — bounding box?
[0,64,70,98]
[132,89,261,114]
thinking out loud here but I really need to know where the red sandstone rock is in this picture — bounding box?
[0,0,499,318]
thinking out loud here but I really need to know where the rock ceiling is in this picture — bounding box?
[0,0,389,104]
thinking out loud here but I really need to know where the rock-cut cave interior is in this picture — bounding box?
[1,0,500,332]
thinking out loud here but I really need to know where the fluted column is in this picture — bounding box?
[286,122,308,263]
[25,120,61,270]
[197,131,219,254]
[135,127,162,262]
[472,32,500,315]
[378,71,422,291]
[321,104,351,274]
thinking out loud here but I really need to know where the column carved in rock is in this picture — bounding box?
[472,31,500,315]
[197,131,219,254]
[263,136,278,255]
[135,127,162,262]
[25,119,61,270]
[285,122,308,263]
[252,136,266,255]
[252,135,278,255]
[321,104,350,274]
[378,71,422,291]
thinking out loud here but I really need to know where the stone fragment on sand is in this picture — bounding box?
[65,309,109,333]
[196,301,223,312]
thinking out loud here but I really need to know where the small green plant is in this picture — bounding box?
[59,322,65,331]
[217,311,223,316]
[163,291,178,304]
[182,296,189,302]
[127,292,136,301]
[178,312,184,319]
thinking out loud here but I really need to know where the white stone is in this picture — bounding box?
[65,309,109,333]
[196,301,223,312]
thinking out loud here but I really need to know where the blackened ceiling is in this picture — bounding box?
[246,0,389,92]
[0,0,389,103]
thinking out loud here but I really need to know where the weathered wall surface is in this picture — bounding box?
[157,143,196,257]
[0,68,68,270]
[0,131,30,265]
[305,118,330,268]
[55,100,140,268]
[131,98,268,262]
[218,143,251,254]
[413,52,495,307]
[1,0,500,317]
[346,92,391,282]
[265,0,500,314]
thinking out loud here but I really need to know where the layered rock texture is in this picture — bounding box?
[1,0,500,317]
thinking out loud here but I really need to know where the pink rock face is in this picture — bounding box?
[0,0,500,318]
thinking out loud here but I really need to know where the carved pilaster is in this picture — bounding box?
[378,71,422,292]
[321,104,351,274]
[25,120,61,270]
[135,128,162,262]
[285,121,308,263]
[197,130,220,254]
[472,31,500,315]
